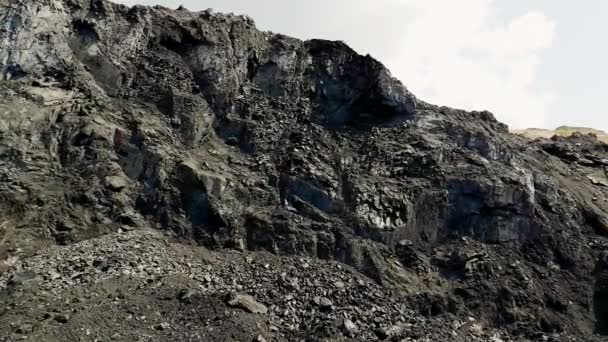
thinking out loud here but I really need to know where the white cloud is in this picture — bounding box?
[112,0,556,129]
[339,0,556,129]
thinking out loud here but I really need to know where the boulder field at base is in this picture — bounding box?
[1,0,608,341]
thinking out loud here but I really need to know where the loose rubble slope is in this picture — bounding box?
[1,0,608,341]
[0,229,515,341]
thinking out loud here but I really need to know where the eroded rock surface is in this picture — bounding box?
[1,0,608,341]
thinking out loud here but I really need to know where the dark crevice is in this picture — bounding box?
[595,274,608,335]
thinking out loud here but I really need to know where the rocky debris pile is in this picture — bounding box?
[1,0,608,340]
[0,229,522,342]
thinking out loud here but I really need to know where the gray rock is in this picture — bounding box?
[177,288,196,303]
[54,314,70,324]
[314,296,333,311]
[226,293,268,314]
[254,335,267,342]
[154,322,170,331]
[375,323,411,339]
[342,318,358,337]
[105,176,129,192]
[15,324,33,334]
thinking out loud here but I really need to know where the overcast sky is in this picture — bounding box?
[114,0,607,131]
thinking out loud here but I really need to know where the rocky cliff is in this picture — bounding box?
[1,0,608,341]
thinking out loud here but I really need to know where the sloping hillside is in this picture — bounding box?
[1,0,608,341]
[514,126,608,142]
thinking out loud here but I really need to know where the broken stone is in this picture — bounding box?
[154,322,170,331]
[105,175,129,192]
[54,314,70,324]
[15,324,33,334]
[254,335,267,342]
[314,296,333,311]
[588,174,608,187]
[342,318,358,337]
[177,288,196,303]
[375,323,408,339]
[226,293,268,314]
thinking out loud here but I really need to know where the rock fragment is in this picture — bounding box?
[154,322,170,331]
[54,314,70,324]
[105,175,129,192]
[314,296,333,311]
[15,324,33,334]
[226,293,268,314]
[342,318,358,337]
[254,335,267,342]
[177,288,196,303]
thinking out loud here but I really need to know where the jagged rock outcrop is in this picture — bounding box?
[1,0,608,341]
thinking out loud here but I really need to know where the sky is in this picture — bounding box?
[113,0,608,131]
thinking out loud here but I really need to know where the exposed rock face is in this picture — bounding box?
[1,0,608,341]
